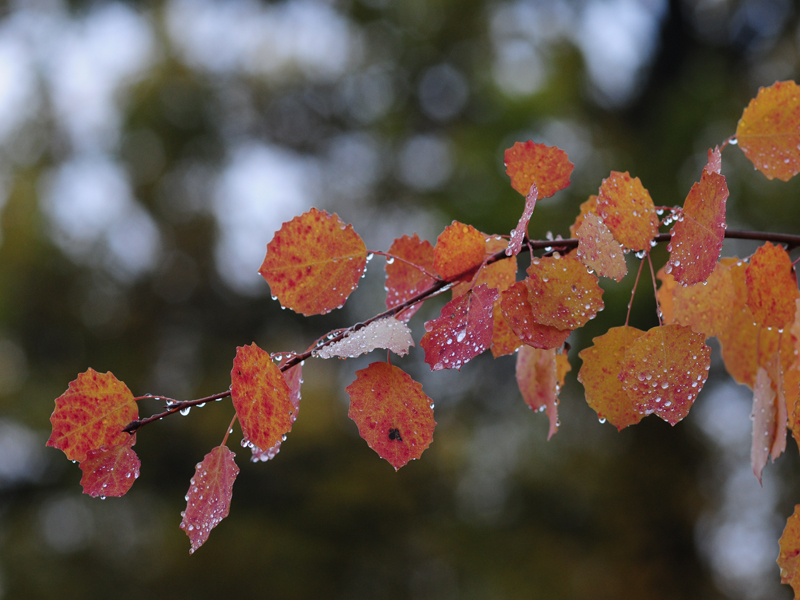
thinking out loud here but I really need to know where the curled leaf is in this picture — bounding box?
[516,346,569,439]
[259,208,367,316]
[751,366,777,485]
[316,317,414,359]
[507,183,538,256]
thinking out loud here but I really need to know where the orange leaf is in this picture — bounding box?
[231,343,294,452]
[433,221,486,280]
[346,362,435,470]
[79,437,140,498]
[656,265,676,325]
[787,359,800,431]
[180,446,239,554]
[491,302,523,357]
[47,369,138,464]
[259,208,367,316]
[718,259,794,387]
[250,354,302,462]
[672,261,735,337]
[569,195,599,239]
[666,170,729,285]
[751,366,777,485]
[421,284,498,371]
[620,324,710,425]
[385,234,437,322]
[746,242,800,329]
[596,171,659,252]
[499,282,572,350]
[578,326,647,430]
[452,249,517,299]
[779,505,800,597]
[575,212,627,282]
[736,80,800,181]
[507,183,538,256]
[504,141,574,199]
[525,255,604,330]
[516,346,568,439]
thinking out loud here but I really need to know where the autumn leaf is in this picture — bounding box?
[596,171,659,252]
[421,284,499,371]
[491,302,523,357]
[180,446,239,554]
[746,242,799,329]
[736,80,800,181]
[779,505,800,597]
[385,234,437,322]
[620,324,711,425]
[751,366,777,485]
[504,141,574,199]
[656,266,677,325]
[231,343,294,452]
[250,354,303,463]
[346,362,435,470]
[569,195,599,239]
[433,221,486,280]
[47,369,138,464]
[578,326,647,430]
[259,208,367,316]
[516,346,570,439]
[667,169,729,285]
[452,241,517,299]
[575,211,627,282]
[500,282,572,350]
[316,317,414,359]
[79,437,140,498]
[672,261,735,337]
[718,259,795,387]
[767,352,788,461]
[507,183,538,256]
[524,255,605,330]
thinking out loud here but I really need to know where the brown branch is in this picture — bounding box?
[123,227,800,434]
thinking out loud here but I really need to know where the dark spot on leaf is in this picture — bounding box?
[388,428,402,441]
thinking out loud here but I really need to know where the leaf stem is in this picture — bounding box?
[646,253,663,326]
[626,258,645,328]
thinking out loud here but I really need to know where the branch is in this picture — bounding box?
[123,227,800,434]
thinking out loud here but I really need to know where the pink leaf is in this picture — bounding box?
[79,437,140,498]
[506,183,538,256]
[751,367,776,485]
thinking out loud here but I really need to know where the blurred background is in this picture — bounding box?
[1,0,800,598]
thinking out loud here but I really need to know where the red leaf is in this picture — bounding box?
[516,346,569,439]
[596,171,659,252]
[507,183,538,256]
[180,446,239,554]
[250,354,303,463]
[499,282,571,350]
[504,141,574,199]
[746,242,800,329]
[524,255,604,330]
[385,234,436,322]
[666,170,728,285]
[779,505,800,596]
[736,80,800,181]
[346,362,435,470]
[433,221,486,280]
[259,208,367,316]
[47,369,138,464]
[575,212,627,282]
[620,324,711,425]
[578,326,647,430]
[751,366,776,485]
[421,284,499,370]
[231,343,294,452]
[79,437,140,498]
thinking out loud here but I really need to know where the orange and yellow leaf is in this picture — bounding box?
[433,221,486,280]
[500,282,572,350]
[504,141,574,199]
[746,242,799,329]
[596,171,659,252]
